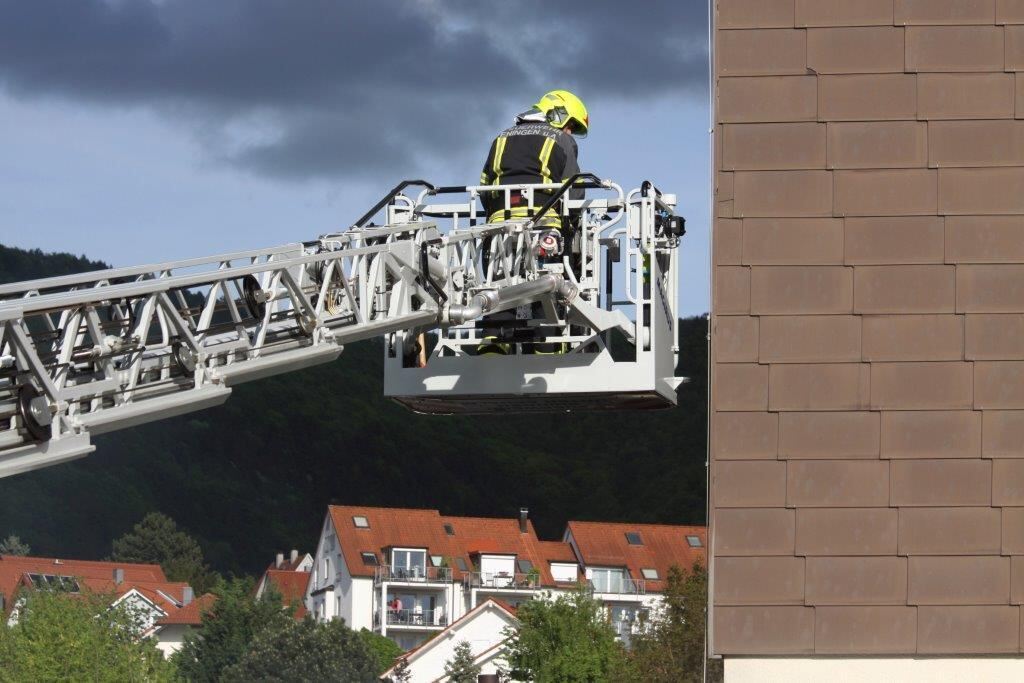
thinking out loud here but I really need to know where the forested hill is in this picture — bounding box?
[0,243,709,576]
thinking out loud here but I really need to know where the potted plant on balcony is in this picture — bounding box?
[526,567,541,588]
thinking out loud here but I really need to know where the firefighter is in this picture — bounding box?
[476,91,589,356]
[479,89,589,258]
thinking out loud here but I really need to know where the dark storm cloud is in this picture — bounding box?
[0,0,708,179]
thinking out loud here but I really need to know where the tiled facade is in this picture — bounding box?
[712,0,1024,658]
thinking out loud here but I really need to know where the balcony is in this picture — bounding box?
[374,565,452,585]
[589,577,646,595]
[373,608,448,629]
[463,571,541,591]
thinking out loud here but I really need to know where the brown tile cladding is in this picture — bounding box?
[759,315,861,363]
[1000,0,1024,24]
[895,0,997,25]
[854,265,955,313]
[899,507,1002,555]
[713,411,779,460]
[815,606,918,653]
[734,171,834,217]
[834,170,938,216]
[718,29,808,77]
[722,123,827,171]
[807,27,906,74]
[787,460,890,507]
[713,0,1024,658]
[905,27,1005,72]
[779,411,879,458]
[795,0,894,27]
[804,556,908,604]
[845,217,944,265]
[718,76,818,123]
[966,314,1024,359]
[750,266,853,314]
[862,314,963,361]
[741,218,844,265]
[714,460,787,507]
[984,411,1024,457]
[717,0,795,29]
[869,361,973,409]
[769,363,870,411]
[827,122,928,169]
[818,75,917,121]
[918,74,1016,120]
[714,606,815,654]
[890,459,992,505]
[908,556,1011,604]
[714,557,806,605]
[715,508,795,556]
[714,315,758,362]
[917,606,1021,653]
[880,410,981,458]
[795,508,898,555]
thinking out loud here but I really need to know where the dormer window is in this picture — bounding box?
[625,531,643,545]
[641,568,659,580]
[686,535,702,547]
[361,552,379,566]
[517,559,534,574]
[391,548,427,579]
[353,516,369,529]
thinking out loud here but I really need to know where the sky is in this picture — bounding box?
[0,0,712,314]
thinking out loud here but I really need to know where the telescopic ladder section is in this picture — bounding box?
[0,175,685,477]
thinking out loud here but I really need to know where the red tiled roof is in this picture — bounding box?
[566,521,707,592]
[263,569,310,619]
[156,593,216,625]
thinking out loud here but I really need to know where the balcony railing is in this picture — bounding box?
[462,571,541,590]
[374,565,452,585]
[373,608,448,628]
[589,577,646,595]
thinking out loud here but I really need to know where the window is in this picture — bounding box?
[455,557,469,572]
[444,523,455,536]
[391,549,427,578]
[591,567,628,593]
[641,568,659,580]
[625,531,643,545]
[686,535,703,547]
[352,516,369,528]
[361,552,379,566]
[430,555,444,567]
[550,562,578,583]
[516,559,534,574]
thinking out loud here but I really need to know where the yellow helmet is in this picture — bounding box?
[535,90,589,137]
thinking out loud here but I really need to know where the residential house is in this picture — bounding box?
[306,505,707,651]
[255,549,311,619]
[379,598,518,682]
[0,554,206,656]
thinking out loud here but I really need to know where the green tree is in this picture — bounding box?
[0,534,29,556]
[626,563,721,683]
[359,628,403,675]
[221,617,378,682]
[503,587,627,682]
[444,640,481,683]
[173,576,291,681]
[0,588,175,682]
[110,512,218,592]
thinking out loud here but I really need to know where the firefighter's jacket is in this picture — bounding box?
[479,114,582,224]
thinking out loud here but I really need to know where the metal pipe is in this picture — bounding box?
[445,275,577,324]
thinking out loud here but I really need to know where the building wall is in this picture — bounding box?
[711,0,1024,658]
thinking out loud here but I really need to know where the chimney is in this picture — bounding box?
[113,568,124,585]
[519,508,529,534]
[275,552,284,569]
[290,549,299,565]
[182,586,194,606]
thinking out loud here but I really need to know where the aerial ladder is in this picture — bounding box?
[0,174,686,478]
